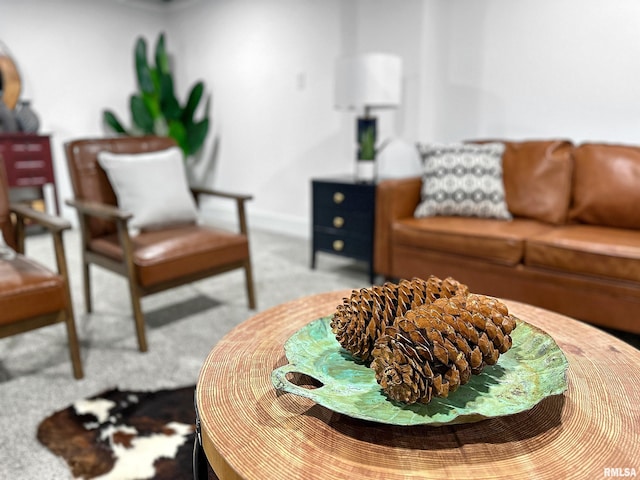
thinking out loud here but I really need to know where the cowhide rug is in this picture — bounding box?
[37,385,204,480]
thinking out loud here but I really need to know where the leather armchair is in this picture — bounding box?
[0,158,83,379]
[64,136,256,352]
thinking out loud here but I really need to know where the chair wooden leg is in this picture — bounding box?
[127,282,148,352]
[64,308,84,379]
[83,261,93,313]
[244,259,257,310]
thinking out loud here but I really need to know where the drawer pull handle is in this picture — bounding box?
[16,176,48,186]
[15,160,46,169]
[332,240,344,252]
[333,192,345,204]
[333,216,345,228]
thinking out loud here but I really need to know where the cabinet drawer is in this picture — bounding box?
[313,208,373,235]
[313,231,372,261]
[313,182,375,212]
[0,135,55,187]
[5,159,54,186]
[7,140,48,154]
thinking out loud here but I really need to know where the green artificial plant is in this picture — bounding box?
[358,125,377,161]
[103,33,210,157]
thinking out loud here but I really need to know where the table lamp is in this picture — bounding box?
[335,53,402,180]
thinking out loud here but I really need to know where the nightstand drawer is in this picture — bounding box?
[313,182,375,212]
[313,231,372,261]
[313,208,373,234]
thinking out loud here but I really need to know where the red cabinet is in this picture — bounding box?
[0,134,58,213]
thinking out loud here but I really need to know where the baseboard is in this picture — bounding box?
[199,202,310,239]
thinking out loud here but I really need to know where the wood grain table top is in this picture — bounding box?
[196,290,640,479]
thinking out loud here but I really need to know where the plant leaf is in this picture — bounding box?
[135,37,154,94]
[154,32,171,75]
[168,120,188,155]
[160,73,182,121]
[103,110,128,134]
[140,91,162,121]
[186,117,209,155]
[130,95,155,134]
[182,81,204,123]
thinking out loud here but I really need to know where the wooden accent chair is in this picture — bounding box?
[64,136,256,352]
[0,159,83,379]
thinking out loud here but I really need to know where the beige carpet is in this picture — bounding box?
[0,226,367,479]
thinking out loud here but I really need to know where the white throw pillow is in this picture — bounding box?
[97,147,198,232]
[414,142,512,220]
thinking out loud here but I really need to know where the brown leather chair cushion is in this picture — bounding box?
[393,216,554,266]
[0,256,66,325]
[525,225,640,283]
[472,139,574,225]
[89,225,250,287]
[569,143,640,229]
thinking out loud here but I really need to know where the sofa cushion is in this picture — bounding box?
[393,216,554,266]
[473,139,574,225]
[569,143,640,230]
[414,143,511,220]
[525,225,640,283]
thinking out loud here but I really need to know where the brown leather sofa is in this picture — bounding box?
[374,139,640,335]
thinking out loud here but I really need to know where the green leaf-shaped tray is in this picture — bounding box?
[271,316,568,426]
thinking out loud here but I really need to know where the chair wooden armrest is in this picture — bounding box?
[65,198,133,221]
[190,186,253,202]
[10,203,72,232]
[10,203,72,255]
[8,202,74,283]
[189,187,253,235]
[65,198,135,269]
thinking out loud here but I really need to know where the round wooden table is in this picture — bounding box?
[196,290,640,479]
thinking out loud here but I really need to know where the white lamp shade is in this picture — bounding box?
[334,53,402,110]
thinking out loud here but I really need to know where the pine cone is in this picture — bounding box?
[330,276,470,362]
[370,294,517,404]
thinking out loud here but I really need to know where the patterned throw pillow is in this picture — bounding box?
[414,143,512,220]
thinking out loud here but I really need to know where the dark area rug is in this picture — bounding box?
[37,385,200,480]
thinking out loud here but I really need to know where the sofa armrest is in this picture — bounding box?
[374,176,422,277]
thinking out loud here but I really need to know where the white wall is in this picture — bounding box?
[2,0,640,237]
[0,0,166,220]
[167,0,425,236]
[429,0,640,144]
[167,0,346,236]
